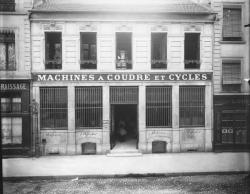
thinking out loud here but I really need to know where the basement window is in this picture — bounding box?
[184,33,200,69]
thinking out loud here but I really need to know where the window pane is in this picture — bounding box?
[179,86,205,127]
[146,86,172,127]
[12,117,22,144]
[80,33,97,69]
[116,32,132,69]
[1,98,11,112]
[40,87,68,129]
[151,33,167,69]
[184,33,200,69]
[223,8,242,40]
[75,87,102,128]
[8,43,15,70]
[45,32,62,69]
[1,117,12,144]
[0,43,6,70]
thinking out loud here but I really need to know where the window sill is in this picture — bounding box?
[220,40,246,44]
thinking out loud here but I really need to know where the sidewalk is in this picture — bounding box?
[2,152,250,177]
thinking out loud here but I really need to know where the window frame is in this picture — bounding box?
[80,32,97,70]
[45,32,62,70]
[151,32,168,69]
[146,86,172,128]
[0,32,16,71]
[184,32,200,69]
[75,86,103,129]
[179,86,205,127]
[222,59,242,93]
[40,87,68,130]
[222,4,243,42]
[115,32,133,70]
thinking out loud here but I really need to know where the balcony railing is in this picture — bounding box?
[116,59,132,70]
[80,60,97,69]
[151,60,167,69]
[184,60,200,69]
[45,59,62,69]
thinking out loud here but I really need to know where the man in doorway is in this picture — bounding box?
[117,120,127,142]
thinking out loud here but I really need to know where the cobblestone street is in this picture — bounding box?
[3,174,250,194]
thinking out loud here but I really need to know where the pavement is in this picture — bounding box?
[2,152,250,178]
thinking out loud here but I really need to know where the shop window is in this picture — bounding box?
[1,117,22,145]
[179,86,205,127]
[151,33,167,69]
[146,86,172,127]
[75,87,102,128]
[80,32,97,69]
[223,7,242,41]
[222,61,241,92]
[40,87,68,129]
[116,32,132,69]
[45,32,62,69]
[0,0,15,12]
[184,33,200,69]
[1,97,21,113]
[0,33,15,71]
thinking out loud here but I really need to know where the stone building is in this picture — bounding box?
[29,0,217,156]
[211,0,250,151]
[0,0,33,157]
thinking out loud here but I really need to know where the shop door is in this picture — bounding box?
[110,87,138,149]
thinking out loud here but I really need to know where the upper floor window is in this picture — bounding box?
[45,32,62,69]
[222,60,241,92]
[116,32,132,70]
[0,0,15,12]
[80,32,97,69]
[223,7,242,41]
[151,33,167,69]
[0,33,15,71]
[184,33,200,69]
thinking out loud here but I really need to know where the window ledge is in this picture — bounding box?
[220,40,246,44]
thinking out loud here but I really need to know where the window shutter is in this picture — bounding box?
[222,62,241,84]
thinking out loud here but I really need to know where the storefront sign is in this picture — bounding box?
[0,82,28,90]
[32,72,212,82]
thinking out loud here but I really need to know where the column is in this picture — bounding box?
[172,85,180,152]
[67,85,76,154]
[32,86,40,156]
[102,85,110,153]
[205,84,213,151]
[138,85,147,153]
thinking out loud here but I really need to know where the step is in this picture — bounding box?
[107,151,143,157]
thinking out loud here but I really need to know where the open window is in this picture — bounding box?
[151,33,167,69]
[116,32,132,69]
[223,7,242,41]
[80,32,97,69]
[222,60,241,92]
[45,32,62,69]
[184,33,200,69]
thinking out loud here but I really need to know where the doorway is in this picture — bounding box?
[110,104,138,150]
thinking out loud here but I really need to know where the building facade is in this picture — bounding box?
[0,0,33,157]
[30,0,216,155]
[211,0,250,151]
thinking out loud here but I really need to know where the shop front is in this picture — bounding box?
[214,95,250,151]
[32,72,213,155]
[0,80,31,157]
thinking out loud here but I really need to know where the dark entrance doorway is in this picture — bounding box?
[111,104,138,149]
[109,86,139,151]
